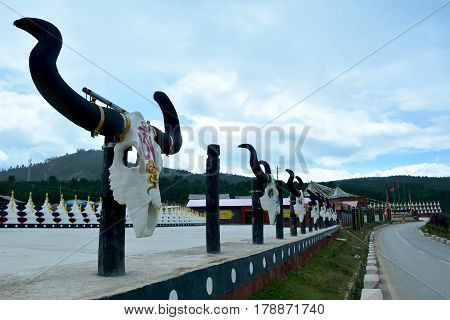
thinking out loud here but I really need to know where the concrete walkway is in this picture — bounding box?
[0,225,337,299]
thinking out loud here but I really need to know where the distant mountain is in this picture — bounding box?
[0,149,250,184]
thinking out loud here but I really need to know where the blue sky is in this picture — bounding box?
[0,0,449,181]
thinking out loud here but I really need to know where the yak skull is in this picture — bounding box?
[260,174,280,225]
[109,111,163,238]
[312,204,319,224]
[294,190,306,223]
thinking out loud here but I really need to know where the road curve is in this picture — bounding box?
[376,222,450,300]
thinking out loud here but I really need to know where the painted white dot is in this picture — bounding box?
[273,253,276,263]
[249,262,254,274]
[231,268,236,283]
[206,277,213,295]
[288,248,291,256]
[281,250,284,259]
[169,290,178,300]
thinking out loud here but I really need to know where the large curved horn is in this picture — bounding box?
[306,189,318,205]
[285,169,300,197]
[14,18,125,136]
[152,91,182,155]
[318,195,325,207]
[258,160,272,175]
[295,176,303,191]
[238,144,268,183]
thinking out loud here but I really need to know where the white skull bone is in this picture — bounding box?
[312,204,319,224]
[259,174,280,225]
[109,111,163,238]
[294,190,306,223]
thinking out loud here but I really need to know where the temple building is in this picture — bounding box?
[306,182,368,210]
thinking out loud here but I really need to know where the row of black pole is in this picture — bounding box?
[205,144,337,252]
[351,207,391,231]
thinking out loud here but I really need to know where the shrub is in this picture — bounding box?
[429,214,449,229]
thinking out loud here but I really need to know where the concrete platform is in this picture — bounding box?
[0,225,339,299]
[367,258,377,266]
[361,288,383,300]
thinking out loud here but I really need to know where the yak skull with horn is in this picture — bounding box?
[238,144,279,224]
[286,169,304,221]
[258,160,280,225]
[15,18,182,238]
[306,189,320,225]
[295,176,306,223]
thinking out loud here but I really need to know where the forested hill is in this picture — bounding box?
[0,150,448,212]
[0,149,250,184]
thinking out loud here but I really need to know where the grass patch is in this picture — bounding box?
[250,223,383,300]
[423,222,450,240]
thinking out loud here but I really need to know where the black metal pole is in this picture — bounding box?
[206,144,221,254]
[251,179,264,244]
[314,206,319,231]
[352,208,358,231]
[98,136,126,276]
[308,204,313,232]
[300,203,307,234]
[275,180,284,239]
[359,208,364,227]
[319,212,323,229]
[289,194,298,236]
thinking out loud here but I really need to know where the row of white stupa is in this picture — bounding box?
[369,201,442,214]
[0,191,205,225]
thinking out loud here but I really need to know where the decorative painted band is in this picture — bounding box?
[104,226,340,300]
[0,223,206,229]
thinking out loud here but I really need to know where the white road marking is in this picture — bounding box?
[438,259,450,266]
[395,229,412,248]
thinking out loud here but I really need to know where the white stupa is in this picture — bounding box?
[82,196,97,224]
[23,192,36,224]
[68,195,82,224]
[39,193,54,224]
[5,191,20,224]
[56,194,71,224]
[95,198,102,223]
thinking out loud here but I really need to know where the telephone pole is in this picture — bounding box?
[27,159,32,182]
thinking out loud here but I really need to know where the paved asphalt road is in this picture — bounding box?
[376,222,450,299]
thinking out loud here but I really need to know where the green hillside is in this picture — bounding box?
[0,149,249,184]
[0,149,252,206]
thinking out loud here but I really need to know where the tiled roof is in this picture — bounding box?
[306,182,356,199]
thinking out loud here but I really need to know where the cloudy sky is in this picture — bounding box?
[0,0,449,181]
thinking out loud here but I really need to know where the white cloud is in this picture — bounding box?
[164,69,450,173]
[365,163,450,178]
[0,150,7,161]
[0,89,103,169]
[1,2,449,181]
[273,163,450,183]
